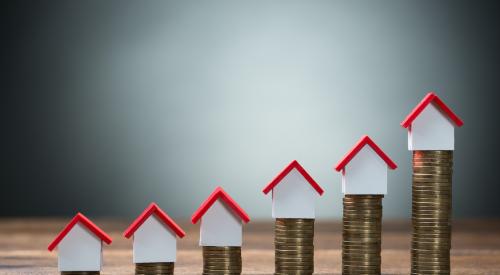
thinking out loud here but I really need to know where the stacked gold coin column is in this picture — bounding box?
[135,262,175,275]
[401,92,463,275]
[202,246,242,275]
[411,150,453,274]
[274,218,315,275]
[334,136,398,275]
[342,195,383,274]
[262,161,325,275]
[191,187,250,275]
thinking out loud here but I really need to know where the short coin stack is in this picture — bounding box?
[135,262,174,275]
[61,272,100,275]
[202,246,242,275]
[274,218,314,275]
[412,150,453,274]
[342,195,383,275]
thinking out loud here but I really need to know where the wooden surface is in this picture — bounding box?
[1,219,500,274]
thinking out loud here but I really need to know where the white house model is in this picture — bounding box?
[48,213,112,272]
[335,136,397,195]
[123,202,186,264]
[401,92,464,150]
[191,186,250,247]
[262,160,324,219]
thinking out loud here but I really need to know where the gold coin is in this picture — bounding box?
[274,218,315,274]
[135,262,174,275]
[202,246,241,275]
[412,150,453,275]
[342,195,382,275]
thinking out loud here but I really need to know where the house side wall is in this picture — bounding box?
[272,168,316,218]
[58,223,102,271]
[342,170,346,194]
[343,146,387,195]
[133,215,177,263]
[409,103,455,150]
[200,199,242,246]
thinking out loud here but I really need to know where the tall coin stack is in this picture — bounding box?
[135,262,174,275]
[202,246,242,275]
[274,218,314,275]
[412,150,453,274]
[342,195,383,275]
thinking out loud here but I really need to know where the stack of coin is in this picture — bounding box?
[202,246,242,275]
[342,195,383,275]
[412,150,453,275]
[135,262,174,275]
[274,218,314,275]
[61,272,100,275]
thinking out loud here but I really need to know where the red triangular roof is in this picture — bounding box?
[401,92,464,128]
[262,160,324,195]
[191,187,250,224]
[123,202,186,239]
[335,136,397,172]
[48,213,112,251]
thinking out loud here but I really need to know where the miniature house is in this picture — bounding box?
[401,92,464,150]
[48,213,112,272]
[191,187,250,247]
[335,136,397,195]
[123,203,186,264]
[262,160,324,219]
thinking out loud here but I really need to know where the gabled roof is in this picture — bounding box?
[123,202,186,239]
[191,187,250,224]
[335,135,397,172]
[48,213,112,251]
[262,160,324,195]
[401,92,464,128]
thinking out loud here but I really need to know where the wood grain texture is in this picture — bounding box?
[1,219,499,274]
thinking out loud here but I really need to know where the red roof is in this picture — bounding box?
[191,187,250,224]
[335,136,397,172]
[123,202,186,239]
[48,213,112,251]
[262,160,324,195]
[401,92,464,128]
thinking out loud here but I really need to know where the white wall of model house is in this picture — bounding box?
[200,199,242,246]
[57,223,102,272]
[408,103,455,150]
[133,215,177,263]
[272,168,317,219]
[342,146,388,195]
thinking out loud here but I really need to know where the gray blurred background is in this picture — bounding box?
[2,0,499,219]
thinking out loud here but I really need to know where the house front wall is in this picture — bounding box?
[200,199,242,246]
[409,103,455,150]
[133,215,177,263]
[343,146,387,195]
[272,168,317,218]
[58,223,102,271]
